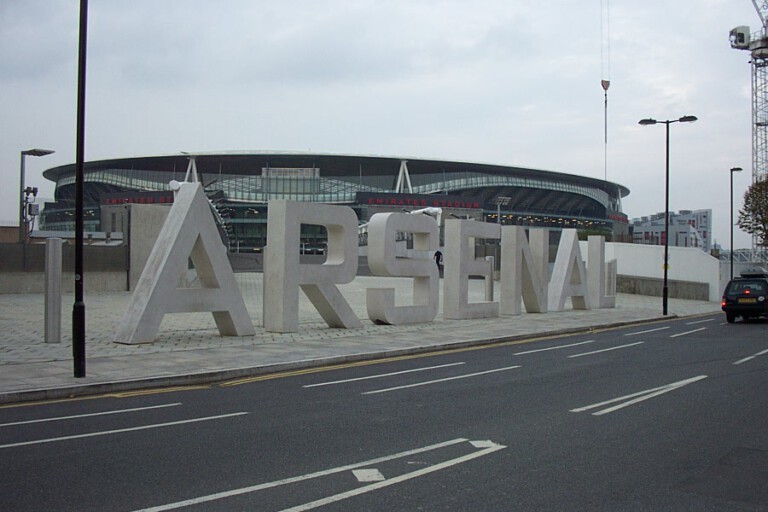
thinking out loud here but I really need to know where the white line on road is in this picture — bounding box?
[567,342,644,359]
[303,362,466,388]
[279,442,506,512]
[624,326,670,337]
[570,375,708,416]
[686,318,715,325]
[361,366,521,395]
[513,340,595,355]
[130,438,470,512]
[670,327,706,338]
[733,348,768,365]
[0,403,182,428]
[0,412,248,449]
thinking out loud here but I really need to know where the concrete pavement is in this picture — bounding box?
[0,273,722,405]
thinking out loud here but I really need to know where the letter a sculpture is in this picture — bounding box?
[114,182,255,344]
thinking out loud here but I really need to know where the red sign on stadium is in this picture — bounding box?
[101,191,174,206]
[356,192,482,210]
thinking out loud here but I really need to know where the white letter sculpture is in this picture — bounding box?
[500,226,549,315]
[443,219,501,319]
[114,183,255,344]
[548,229,590,311]
[263,200,362,333]
[588,235,617,308]
[366,212,439,325]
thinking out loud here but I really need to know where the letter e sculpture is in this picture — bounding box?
[443,219,501,319]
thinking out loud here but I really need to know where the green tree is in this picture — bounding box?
[737,179,768,246]
[577,227,612,241]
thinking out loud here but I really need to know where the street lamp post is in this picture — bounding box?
[730,167,743,280]
[638,115,698,316]
[19,149,55,243]
[73,0,89,378]
[492,196,511,224]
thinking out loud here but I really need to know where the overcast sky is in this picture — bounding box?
[0,0,761,249]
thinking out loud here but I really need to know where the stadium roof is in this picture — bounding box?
[43,150,630,199]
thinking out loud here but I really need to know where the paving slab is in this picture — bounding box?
[0,274,721,404]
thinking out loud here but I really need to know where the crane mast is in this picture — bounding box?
[752,0,768,29]
[730,0,768,250]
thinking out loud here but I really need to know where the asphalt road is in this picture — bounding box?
[1,313,767,511]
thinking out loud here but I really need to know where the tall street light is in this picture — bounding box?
[638,115,698,316]
[730,167,743,280]
[492,196,511,224]
[73,0,89,378]
[19,149,55,243]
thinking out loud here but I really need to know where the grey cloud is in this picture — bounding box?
[0,2,77,82]
[79,1,541,91]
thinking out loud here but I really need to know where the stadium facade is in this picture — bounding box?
[40,151,630,252]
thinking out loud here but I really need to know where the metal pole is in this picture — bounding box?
[19,153,26,243]
[729,167,743,279]
[484,256,494,301]
[663,121,670,316]
[45,238,63,344]
[73,0,89,378]
[730,170,735,280]
[639,115,696,315]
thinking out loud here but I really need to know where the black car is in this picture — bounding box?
[721,269,768,323]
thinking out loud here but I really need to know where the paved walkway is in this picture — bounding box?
[0,274,722,404]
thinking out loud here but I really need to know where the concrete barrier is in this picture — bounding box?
[616,275,709,301]
[0,271,127,293]
[0,243,128,293]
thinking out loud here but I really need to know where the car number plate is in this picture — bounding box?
[738,298,757,304]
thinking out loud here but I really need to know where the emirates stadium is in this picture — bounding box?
[40,151,630,252]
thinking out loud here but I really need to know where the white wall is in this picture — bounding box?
[129,204,172,290]
[580,242,720,302]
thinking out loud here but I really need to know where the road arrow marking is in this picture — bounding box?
[130,438,505,512]
[131,438,468,511]
[470,440,505,449]
[352,469,385,482]
[279,441,507,512]
[570,375,708,416]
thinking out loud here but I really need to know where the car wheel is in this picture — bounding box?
[726,313,735,323]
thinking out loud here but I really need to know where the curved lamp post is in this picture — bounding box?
[638,115,698,315]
